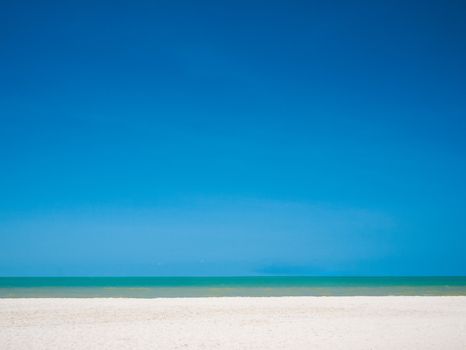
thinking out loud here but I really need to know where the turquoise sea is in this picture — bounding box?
[1,277,466,297]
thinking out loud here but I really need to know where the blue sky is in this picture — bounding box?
[1,0,465,276]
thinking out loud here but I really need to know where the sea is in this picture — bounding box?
[1,276,466,297]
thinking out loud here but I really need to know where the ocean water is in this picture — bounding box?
[1,277,466,297]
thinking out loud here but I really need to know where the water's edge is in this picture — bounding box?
[1,277,466,297]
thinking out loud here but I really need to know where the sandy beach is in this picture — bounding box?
[1,297,465,349]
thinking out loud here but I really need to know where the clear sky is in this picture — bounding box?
[1,0,466,276]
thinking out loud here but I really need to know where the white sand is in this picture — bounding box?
[1,297,466,349]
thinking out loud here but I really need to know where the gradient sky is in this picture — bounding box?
[1,0,466,276]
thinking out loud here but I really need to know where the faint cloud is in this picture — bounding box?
[0,196,395,275]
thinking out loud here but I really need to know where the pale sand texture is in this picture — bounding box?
[1,297,466,350]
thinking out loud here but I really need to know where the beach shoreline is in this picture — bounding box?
[1,296,465,349]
